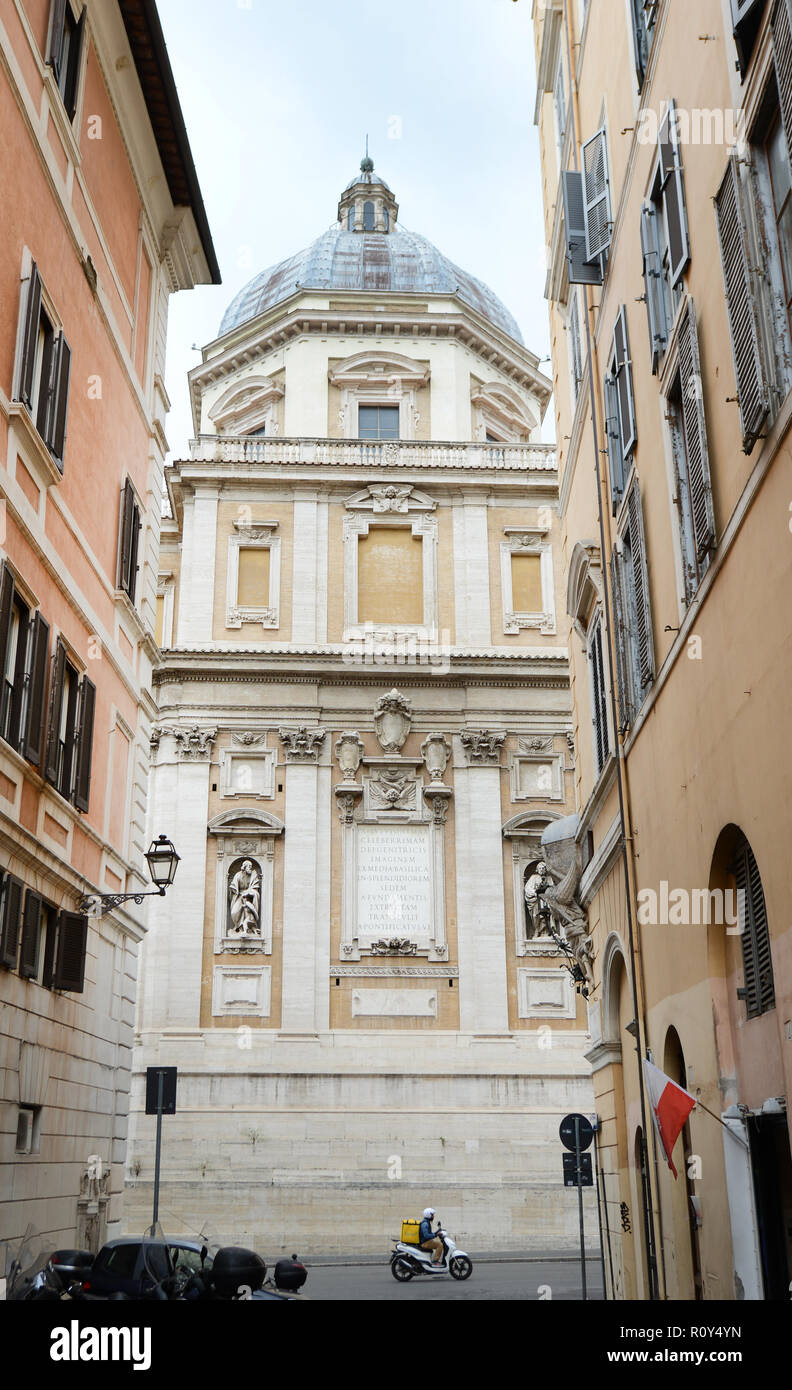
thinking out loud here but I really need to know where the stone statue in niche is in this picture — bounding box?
[524,861,552,939]
[228,858,262,937]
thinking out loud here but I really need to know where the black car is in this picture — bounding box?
[80,1237,211,1299]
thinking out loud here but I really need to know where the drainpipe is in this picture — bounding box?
[559,0,663,1301]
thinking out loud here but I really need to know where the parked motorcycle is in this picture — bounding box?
[4,1226,66,1301]
[390,1224,473,1282]
[135,1222,308,1301]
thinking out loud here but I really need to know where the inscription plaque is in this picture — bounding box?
[356,824,432,939]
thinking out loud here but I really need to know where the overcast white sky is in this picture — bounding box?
[157,0,549,455]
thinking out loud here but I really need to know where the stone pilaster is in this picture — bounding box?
[453,733,509,1032]
[280,729,330,1030]
[177,485,218,643]
[453,498,492,646]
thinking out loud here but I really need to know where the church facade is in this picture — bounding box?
[126,161,596,1252]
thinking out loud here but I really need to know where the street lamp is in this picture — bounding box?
[78,835,180,917]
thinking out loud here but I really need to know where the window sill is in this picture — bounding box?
[7,402,63,489]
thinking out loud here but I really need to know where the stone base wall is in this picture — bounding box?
[125,1029,597,1254]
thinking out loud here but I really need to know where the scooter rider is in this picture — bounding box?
[419,1208,444,1267]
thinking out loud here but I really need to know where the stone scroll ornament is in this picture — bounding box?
[537,838,595,990]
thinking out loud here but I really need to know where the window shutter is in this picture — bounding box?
[604,372,625,512]
[65,7,85,121]
[47,0,68,79]
[42,908,58,990]
[640,203,668,373]
[773,0,792,149]
[609,551,631,729]
[46,334,71,469]
[733,0,768,77]
[677,298,717,560]
[561,171,603,285]
[631,0,650,87]
[0,561,15,688]
[0,873,24,969]
[590,620,609,773]
[53,911,88,992]
[22,612,49,765]
[735,839,775,1018]
[626,481,655,692]
[714,156,770,453]
[118,479,135,594]
[613,307,637,460]
[582,128,612,262]
[73,674,95,813]
[19,891,42,979]
[18,264,42,409]
[44,637,66,786]
[658,102,691,287]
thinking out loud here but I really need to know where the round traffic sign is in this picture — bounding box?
[559,1112,594,1152]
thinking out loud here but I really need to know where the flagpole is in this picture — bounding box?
[694,1098,749,1141]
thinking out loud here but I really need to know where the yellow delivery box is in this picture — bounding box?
[401,1219,421,1245]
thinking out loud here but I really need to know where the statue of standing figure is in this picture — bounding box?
[524,861,552,938]
[229,859,261,936]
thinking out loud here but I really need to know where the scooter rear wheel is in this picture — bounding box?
[391,1257,415,1282]
[449,1255,472,1281]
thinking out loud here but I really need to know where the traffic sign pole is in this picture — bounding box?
[575,1114,587,1301]
[153,1069,164,1226]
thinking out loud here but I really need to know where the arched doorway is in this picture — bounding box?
[663,1027,703,1299]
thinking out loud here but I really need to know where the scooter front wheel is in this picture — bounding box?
[449,1255,472,1281]
[391,1257,415,1282]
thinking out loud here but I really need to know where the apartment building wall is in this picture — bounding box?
[534,0,792,1299]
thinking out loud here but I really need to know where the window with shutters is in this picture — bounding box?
[44,637,96,810]
[0,872,24,970]
[715,39,792,452]
[552,49,568,164]
[731,0,769,79]
[663,299,717,605]
[47,0,85,122]
[14,261,72,473]
[51,910,88,992]
[587,613,611,776]
[561,125,612,285]
[117,479,141,605]
[0,562,50,766]
[640,103,691,375]
[19,890,43,980]
[604,307,637,514]
[732,834,775,1019]
[630,0,658,90]
[611,479,655,727]
[567,289,585,407]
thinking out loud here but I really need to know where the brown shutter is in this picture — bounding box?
[22,612,49,765]
[47,0,68,79]
[64,7,85,121]
[0,562,15,691]
[18,264,42,409]
[19,891,42,979]
[714,156,770,453]
[128,500,141,606]
[44,638,66,786]
[627,481,655,693]
[773,0,792,153]
[7,605,28,750]
[117,480,139,598]
[609,551,631,730]
[42,907,58,989]
[677,299,717,560]
[47,334,71,468]
[53,911,88,992]
[658,101,691,287]
[735,839,775,1018]
[73,674,95,813]
[0,873,24,969]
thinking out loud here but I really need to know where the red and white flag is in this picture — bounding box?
[643,1059,696,1179]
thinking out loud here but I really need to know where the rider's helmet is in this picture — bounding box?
[422,1208,435,1218]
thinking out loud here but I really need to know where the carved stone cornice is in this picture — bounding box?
[163,725,217,759]
[460,730,506,765]
[278,726,326,761]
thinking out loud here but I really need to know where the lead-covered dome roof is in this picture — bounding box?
[219,158,523,345]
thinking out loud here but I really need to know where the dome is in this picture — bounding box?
[218,161,523,344]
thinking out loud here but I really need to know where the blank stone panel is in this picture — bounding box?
[357,527,422,624]
[237,546,271,607]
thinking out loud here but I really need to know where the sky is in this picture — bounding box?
[157,0,549,456]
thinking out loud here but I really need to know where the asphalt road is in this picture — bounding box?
[303,1256,603,1301]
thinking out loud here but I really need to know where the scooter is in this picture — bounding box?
[390,1225,473,1282]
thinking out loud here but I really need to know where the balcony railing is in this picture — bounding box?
[186,435,557,471]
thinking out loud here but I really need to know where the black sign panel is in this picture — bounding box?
[563,1152,593,1187]
[145,1066,177,1115]
[559,1112,594,1152]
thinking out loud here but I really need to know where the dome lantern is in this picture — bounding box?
[337,148,398,234]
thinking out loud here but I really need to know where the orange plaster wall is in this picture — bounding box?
[20,0,50,56]
[80,43,141,310]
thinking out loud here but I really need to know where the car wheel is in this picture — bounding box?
[449,1256,472,1281]
[390,1257,414,1282]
